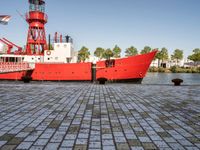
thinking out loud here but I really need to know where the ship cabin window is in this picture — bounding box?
[9,57,15,62]
[38,58,40,60]
[105,59,115,68]
[48,58,50,60]
[66,58,70,63]
[0,57,22,63]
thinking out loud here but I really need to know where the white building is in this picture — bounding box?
[150,59,185,68]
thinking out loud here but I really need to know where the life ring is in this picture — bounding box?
[46,50,51,55]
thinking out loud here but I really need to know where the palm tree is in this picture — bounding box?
[78,46,90,62]
[94,47,105,60]
[125,46,138,56]
[171,49,183,66]
[159,47,169,67]
[188,48,200,66]
[112,45,121,58]
[103,48,113,60]
[140,46,151,54]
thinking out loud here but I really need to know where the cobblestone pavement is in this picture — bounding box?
[0,82,200,150]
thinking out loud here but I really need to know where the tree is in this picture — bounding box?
[94,47,105,60]
[171,49,183,66]
[103,48,113,60]
[78,46,90,62]
[155,50,162,67]
[188,48,200,66]
[193,48,200,54]
[112,45,121,58]
[159,47,169,67]
[125,46,138,57]
[140,46,151,54]
[150,48,159,68]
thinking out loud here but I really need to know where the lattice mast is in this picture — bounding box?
[26,0,48,55]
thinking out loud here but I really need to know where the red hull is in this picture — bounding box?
[0,63,92,81]
[0,51,157,82]
[96,51,157,82]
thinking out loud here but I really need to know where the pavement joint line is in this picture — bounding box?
[0,82,199,149]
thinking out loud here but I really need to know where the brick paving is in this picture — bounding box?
[0,82,199,150]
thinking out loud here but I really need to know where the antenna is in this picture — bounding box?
[16,10,26,21]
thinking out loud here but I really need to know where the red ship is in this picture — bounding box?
[0,0,157,83]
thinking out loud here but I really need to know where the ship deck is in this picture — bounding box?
[0,82,199,150]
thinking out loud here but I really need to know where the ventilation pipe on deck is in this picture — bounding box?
[48,34,51,50]
[54,32,58,43]
[60,34,62,43]
[65,35,70,43]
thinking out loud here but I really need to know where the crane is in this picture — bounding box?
[0,38,13,54]
[2,38,22,54]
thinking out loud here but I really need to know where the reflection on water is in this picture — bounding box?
[143,73,200,85]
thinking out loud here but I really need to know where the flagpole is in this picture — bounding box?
[0,15,11,25]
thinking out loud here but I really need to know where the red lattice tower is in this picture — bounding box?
[26,0,48,55]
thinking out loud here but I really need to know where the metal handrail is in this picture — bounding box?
[0,62,35,73]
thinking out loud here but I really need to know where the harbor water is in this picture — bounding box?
[143,73,200,85]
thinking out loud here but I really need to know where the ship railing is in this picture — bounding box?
[0,62,35,73]
[28,63,35,69]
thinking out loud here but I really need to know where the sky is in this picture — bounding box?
[0,0,200,58]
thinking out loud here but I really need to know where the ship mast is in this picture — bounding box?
[26,0,48,55]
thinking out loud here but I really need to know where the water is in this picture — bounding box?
[0,73,199,85]
[143,73,200,85]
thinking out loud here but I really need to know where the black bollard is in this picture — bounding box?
[172,78,183,86]
[97,78,107,85]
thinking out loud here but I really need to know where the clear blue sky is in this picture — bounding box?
[0,0,200,57]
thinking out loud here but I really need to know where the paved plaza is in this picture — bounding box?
[0,82,199,150]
